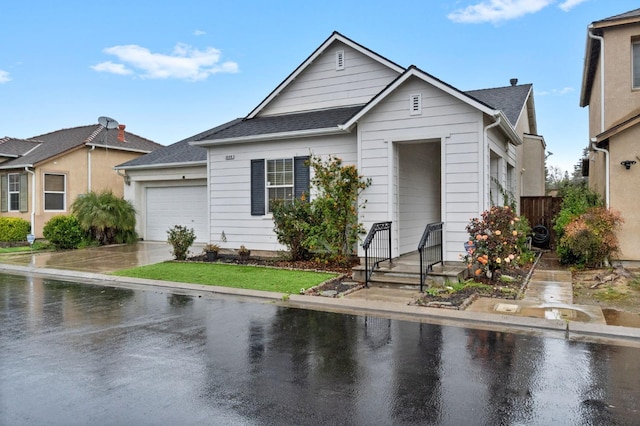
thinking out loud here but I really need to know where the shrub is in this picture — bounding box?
[0,217,31,242]
[43,215,85,250]
[71,190,138,245]
[558,207,622,267]
[167,225,196,260]
[463,206,532,279]
[272,197,315,261]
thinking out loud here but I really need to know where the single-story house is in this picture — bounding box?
[0,124,162,237]
[117,32,545,262]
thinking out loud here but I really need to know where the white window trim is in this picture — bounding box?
[7,173,20,212]
[410,94,422,116]
[43,172,66,212]
[265,158,294,213]
[336,50,345,71]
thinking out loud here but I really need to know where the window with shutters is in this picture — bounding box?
[251,156,309,216]
[410,94,422,115]
[44,173,66,211]
[267,158,294,212]
[8,174,20,211]
[336,50,345,70]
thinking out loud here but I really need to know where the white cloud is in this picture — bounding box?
[92,43,238,81]
[558,0,588,12]
[91,61,133,75]
[448,0,554,24]
[0,70,11,83]
[537,87,575,96]
[193,29,206,36]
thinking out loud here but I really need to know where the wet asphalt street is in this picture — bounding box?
[2,273,640,425]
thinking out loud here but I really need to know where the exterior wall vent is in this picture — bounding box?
[336,50,345,70]
[410,94,422,115]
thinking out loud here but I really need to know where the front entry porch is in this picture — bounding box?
[353,251,468,289]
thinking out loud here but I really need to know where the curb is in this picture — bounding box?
[1,263,639,345]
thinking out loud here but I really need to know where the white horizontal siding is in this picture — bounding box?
[207,133,357,251]
[358,77,483,261]
[260,42,400,116]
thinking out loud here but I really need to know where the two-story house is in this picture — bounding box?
[580,8,640,261]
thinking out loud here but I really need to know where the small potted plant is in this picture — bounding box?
[237,245,251,262]
[203,243,220,262]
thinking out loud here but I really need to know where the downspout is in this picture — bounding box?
[87,145,95,192]
[24,167,35,234]
[482,115,501,209]
[588,27,609,207]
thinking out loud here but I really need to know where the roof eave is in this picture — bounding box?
[115,160,207,171]
[85,143,157,154]
[580,27,597,108]
[191,126,349,147]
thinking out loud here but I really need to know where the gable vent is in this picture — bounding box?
[336,50,345,70]
[410,94,422,115]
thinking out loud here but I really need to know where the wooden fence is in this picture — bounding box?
[520,196,563,249]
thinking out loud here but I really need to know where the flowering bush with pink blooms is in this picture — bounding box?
[463,206,533,280]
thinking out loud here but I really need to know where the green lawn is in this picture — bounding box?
[111,261,338,294]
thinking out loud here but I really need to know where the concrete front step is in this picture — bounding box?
[353,263,468,288]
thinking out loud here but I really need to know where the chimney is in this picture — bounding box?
[117,124,126,142]
[510,78,518,86]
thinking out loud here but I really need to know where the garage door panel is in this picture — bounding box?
[146,186,207,242]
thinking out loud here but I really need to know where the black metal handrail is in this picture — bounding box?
[362,221,392,287]
[418,222,444,292]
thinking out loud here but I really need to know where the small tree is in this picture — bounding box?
[272,196,315,261]
[71,190,138,245]
[167,225,196,260]
[306,155,371,264]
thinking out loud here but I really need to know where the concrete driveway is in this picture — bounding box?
[0,241,178,273]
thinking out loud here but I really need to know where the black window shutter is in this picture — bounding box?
[251,159,265,216]
[0,174,7,213]
[294,156,310,200]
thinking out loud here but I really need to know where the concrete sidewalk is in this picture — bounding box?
[0,243,638,344]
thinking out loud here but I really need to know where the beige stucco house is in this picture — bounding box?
[0,124,161,238]
[580,7,640,261]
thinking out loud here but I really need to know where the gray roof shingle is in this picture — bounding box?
[0,137,42,158]
[0,125,161,169]
[466,84,532,127]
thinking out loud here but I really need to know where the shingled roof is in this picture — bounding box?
[116,119,242,169]
[0,125,161,169]
[0,137,41,158]
[466,83,532,128]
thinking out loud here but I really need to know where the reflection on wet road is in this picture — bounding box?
[2,273,640,425]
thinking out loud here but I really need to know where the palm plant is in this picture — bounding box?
[71,190,138,245]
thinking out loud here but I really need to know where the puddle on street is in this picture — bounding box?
[603,309,640,327]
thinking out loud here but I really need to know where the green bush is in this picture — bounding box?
[43,215,85,250]
[558,207,622,267]
[0,217,31,242]
[167,225,196,260]
[553,184,603,263]
[71,190,138,245]
[272,197,315,261]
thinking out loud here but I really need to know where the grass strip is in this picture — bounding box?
[111,261,338,294]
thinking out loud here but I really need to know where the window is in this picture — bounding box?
[44,173,65,211]
[267,158,293,212]
[410,94,422,115]
[336,50,345,70]
[251,156,309,216]
[8,174,20,211]
[633,41,640,89]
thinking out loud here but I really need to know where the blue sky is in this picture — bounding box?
[1,0,638,173]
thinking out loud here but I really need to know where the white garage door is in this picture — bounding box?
[146,186,208,242]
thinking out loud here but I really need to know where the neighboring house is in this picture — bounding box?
[118,32,545,262]
[0,124,161,238]
[580,8,640,261]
